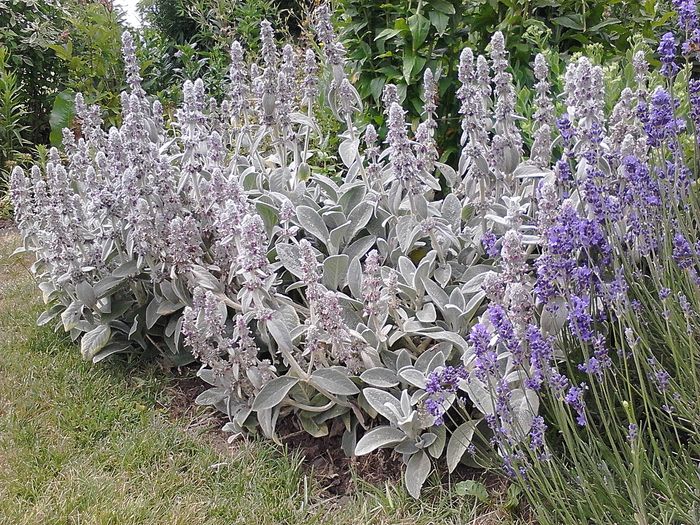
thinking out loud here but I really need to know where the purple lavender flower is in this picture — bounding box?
[647,357,671,392]
[488,304,524,364]
[627,423,638,442]
[424,398,445,425]
[424,365,468,425]
[568,295,594,342]
[672,232,694,268]
[495,379,513,434]
[529,415,549,459]
[557,114,575,145]
[658,32,679,78]
[673,0,699,33]
[469,322,497,381]
[425,366,468,395]
[578,335,612,381]
[548,371,571,398]
[564,383,588,426]
[645,87,685,147]
[482,231,499,257]
[525,325,554,391]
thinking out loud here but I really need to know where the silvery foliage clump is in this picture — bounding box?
[11,8,556,497]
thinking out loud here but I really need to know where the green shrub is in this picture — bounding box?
[137,0,307,105]
[0,0,125,155]
[337,0,664,161]
[0,46,28,189]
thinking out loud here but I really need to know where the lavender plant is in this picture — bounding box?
[445,5,700,521]
[9,3,700,510]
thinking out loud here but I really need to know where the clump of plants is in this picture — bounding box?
[337,0,663,161]
[9,1,700,516]
[0,45,28,186]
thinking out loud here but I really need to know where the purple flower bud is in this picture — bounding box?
[647,357,671,392]
[672,0,699,33]
[469,323,497,381]
[529,416,549,459]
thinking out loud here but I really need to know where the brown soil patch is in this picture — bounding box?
[157,367,509,503]
[276,417,404,496]
[160,366,405,496]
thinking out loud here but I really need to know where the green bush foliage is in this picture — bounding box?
[338,0,665,160]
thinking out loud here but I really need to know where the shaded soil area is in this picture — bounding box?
[161,369,405,496]
[160,366,498,501]
[278,418,404,496]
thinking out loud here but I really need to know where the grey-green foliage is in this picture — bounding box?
[11,9,548,498]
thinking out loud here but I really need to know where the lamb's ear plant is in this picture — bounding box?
[10,1,699,509]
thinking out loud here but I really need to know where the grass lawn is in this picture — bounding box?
[0,228,525,525]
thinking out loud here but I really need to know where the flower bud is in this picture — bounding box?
[262,92,276,116]
[297,162,311,181]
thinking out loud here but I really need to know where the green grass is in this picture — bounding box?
[0,229,527,525]
[0,194,11,221]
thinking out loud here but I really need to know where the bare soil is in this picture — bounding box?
[161,368,404,496]
[160,366,498,501]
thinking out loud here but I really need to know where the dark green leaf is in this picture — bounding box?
[407,13,430,50]
[49,91,75,146]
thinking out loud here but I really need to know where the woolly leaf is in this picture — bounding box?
[252,376,299,411]
[360,368,400,388]
[296,205,330,245]
[80,324,111,360]
[446,420,478,472]
[311,367,360,396]
[355,426,405,455]
[405,450,431,498]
